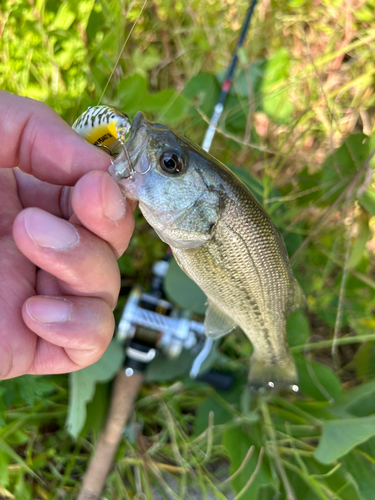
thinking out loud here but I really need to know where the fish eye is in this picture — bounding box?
[160,150,185,174]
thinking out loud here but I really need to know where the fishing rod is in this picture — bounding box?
[202,0,258,152]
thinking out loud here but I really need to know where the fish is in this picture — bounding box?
[110,111,307,389]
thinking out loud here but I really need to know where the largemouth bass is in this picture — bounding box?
[111,112,306,389]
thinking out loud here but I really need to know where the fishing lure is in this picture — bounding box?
[72,105,135,179]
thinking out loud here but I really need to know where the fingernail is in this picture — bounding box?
[102,174,126,221]
[25,208,79,250]
[26,297,72,323]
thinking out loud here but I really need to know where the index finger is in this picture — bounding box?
[0,91,111,185]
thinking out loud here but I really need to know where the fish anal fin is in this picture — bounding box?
[204,301,237,339]
[248,354,299,391]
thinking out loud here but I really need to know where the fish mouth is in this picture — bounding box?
[128,111,147,142]
[109,111,150,181]
[127,112,149,160]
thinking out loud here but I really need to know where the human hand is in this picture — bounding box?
[0,92,134,379]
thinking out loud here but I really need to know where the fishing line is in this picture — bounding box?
[98,0,148,105]
[202,0,258,152]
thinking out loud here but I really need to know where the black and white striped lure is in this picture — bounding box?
[73,105,135,180]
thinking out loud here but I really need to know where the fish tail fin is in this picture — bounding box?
[248,354,299,391]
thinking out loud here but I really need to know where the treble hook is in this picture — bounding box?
[117,126,135,181]
[120,140,135,181]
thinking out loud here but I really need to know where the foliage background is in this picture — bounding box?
[1,0,375,498]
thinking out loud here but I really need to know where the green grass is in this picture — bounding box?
[1,0,375,498]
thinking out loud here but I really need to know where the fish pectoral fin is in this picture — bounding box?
[204,301,237,339]
[155,227,209,249]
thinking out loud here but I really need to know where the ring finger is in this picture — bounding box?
[23,295,114,374]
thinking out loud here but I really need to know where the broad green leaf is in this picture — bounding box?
[14,473,32,500]
[66,341,124,437]
[223,426,275,499]
[80,382,110,438]
[142,89,191,124]
[131,46,161,76]
[116,74,149,114]
[5,429,28,446]
[348,215,370,268]
[321,134,375,205]
[260,48,294,123]
[315,415,375,464]
[86,5,104,45]
[359,186,375,216]
[228,165,282,208]
[194,372,247,436]
[295,354,343,401]
[184,73,220,117]
[233,61,265,98]
[296,168,323,206]
[287,311,310,347]
[331,378,375,418]
[341,450,375,500]
[257,486,279,500]
[146,349,196,382]
[296,456,361,500]
[283,231,304,257]
[195,396,233,436]
[228,164,265,203]
[353,343,375,379]
[224,94,251,132]
[164,257,207,315]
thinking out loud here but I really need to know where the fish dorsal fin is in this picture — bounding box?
[204,301,237,339]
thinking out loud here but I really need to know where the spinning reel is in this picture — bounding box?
[116,259,233,391]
